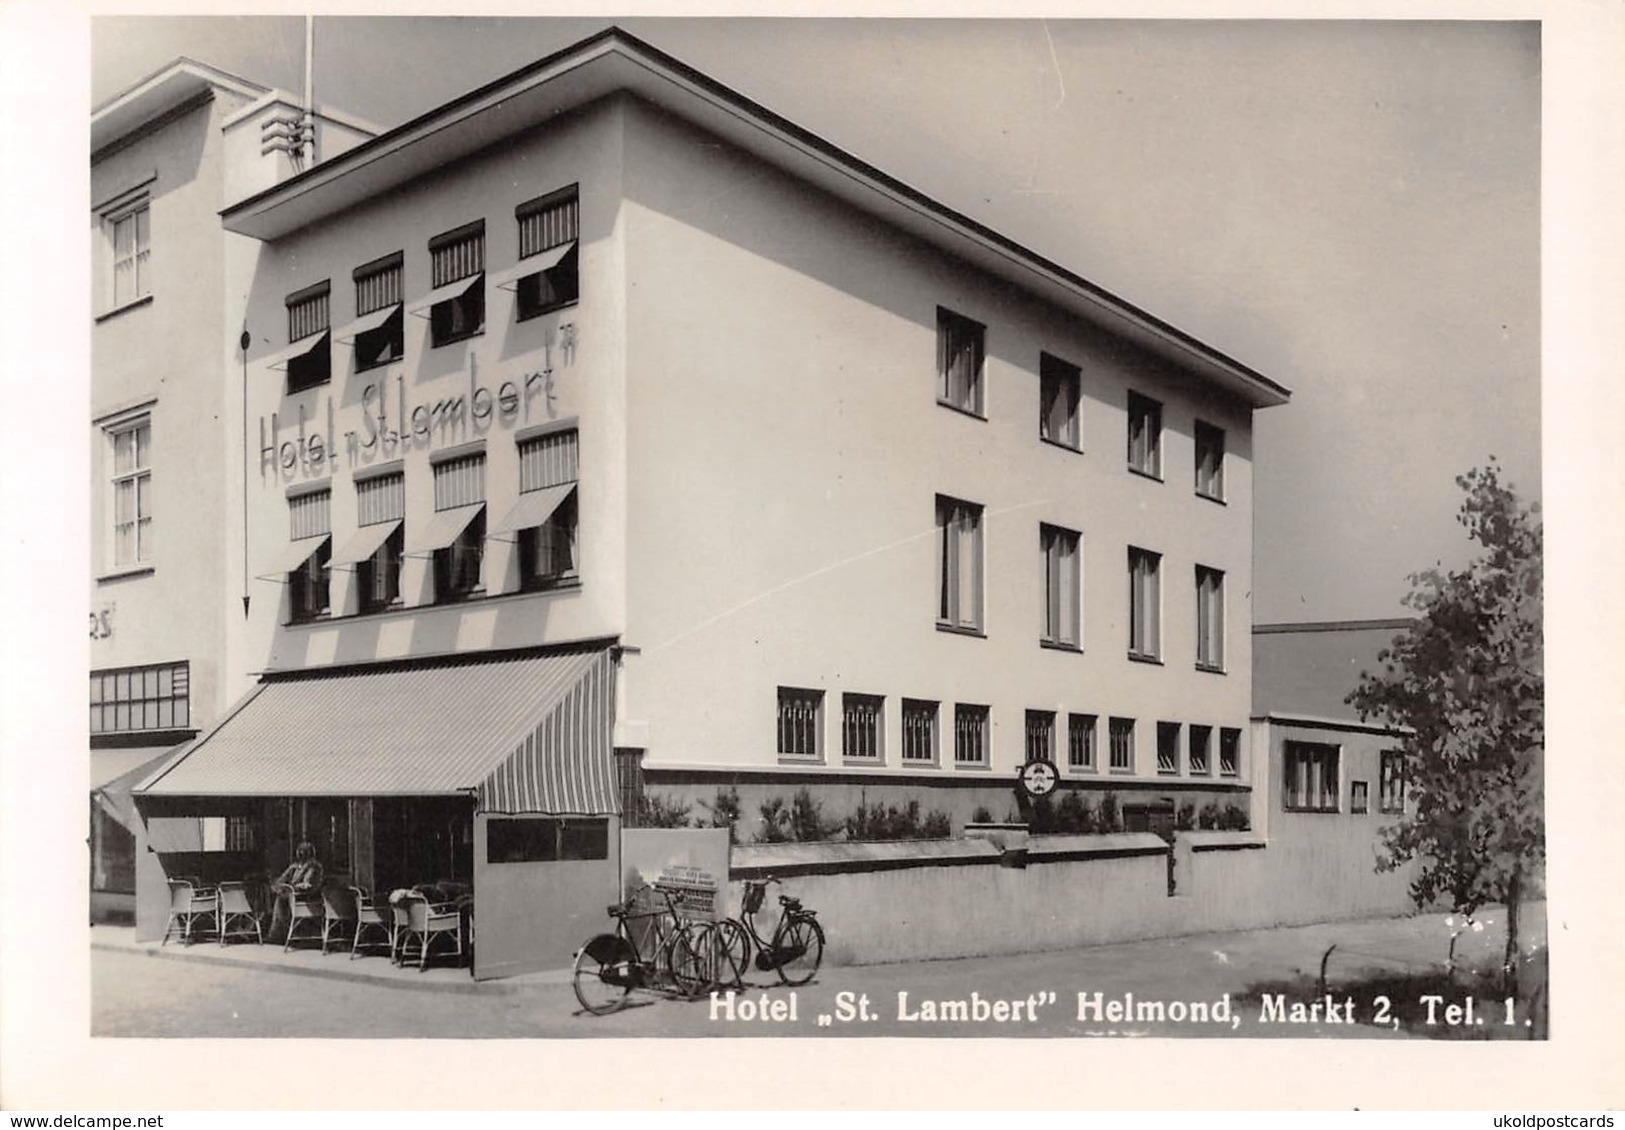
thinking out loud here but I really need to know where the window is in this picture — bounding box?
[1128,547,1162,660]
[427,221,485,346]
[514,187,580,319]
[1189,724,1212,776]
[432,454,486,602]
[1351,781,1370,814]
[284,281,332,393]
[513,429,579,591]
[1195,420,1226,501]
[842,694,884,761]
[1157,721,1181,775]
[107,415,152,568]
[199,816,257,853]
[1067,713,1097,771]
[1127,391,1162,478]
[937,307,985,416]
[1025,710,1056,763]
[102,192,150,309]
[90,661,189,734]
[1219,727,1240,777]
[350,252,404,371]
[1041,524,1081,649]
[1108,717,1135,773]
[901,699,939,764]
[936,495,984,633]
[777,687,823,760]
[486,817,609,863]
[1380,751,1406,813]
[1283,741,1341,812]
[355,472,405,613]
[288,489,332,623]
[1039,353,1081,449]
[1195,565,1225,671]
[953,704,989,767]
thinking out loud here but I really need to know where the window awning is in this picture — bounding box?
[407,274,482,318]
[334,304,402,344]
[134,645,620,816]
[407,503,482,555]
[490,242,577,291]
[264,331,330,371]
[93,742,190,833]
[330,520,401,568]
[263,535,330,577]
[491,483,575,537]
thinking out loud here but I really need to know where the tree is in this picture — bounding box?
[1346,460,1543,995]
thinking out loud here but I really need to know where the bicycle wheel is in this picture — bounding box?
[572,933,634,1015]
[707,918,751,990]
[774,915,824,986]
[664,923,708,1000]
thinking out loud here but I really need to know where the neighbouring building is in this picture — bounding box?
[90,58,374,924]
[133,28,1291,976]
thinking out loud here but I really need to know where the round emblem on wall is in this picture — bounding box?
[1017,758,1059,799]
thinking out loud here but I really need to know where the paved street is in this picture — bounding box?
[92,905,1543,1039]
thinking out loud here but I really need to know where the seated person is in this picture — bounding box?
[267,841,324,944]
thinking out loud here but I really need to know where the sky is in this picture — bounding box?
[89,16,1542,624]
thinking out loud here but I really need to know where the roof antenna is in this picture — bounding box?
[302,15,318,166]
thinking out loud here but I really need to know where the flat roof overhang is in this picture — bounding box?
[221,28,1290,409]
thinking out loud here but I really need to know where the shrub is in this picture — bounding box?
[790,787,838,842]
[1098,791,1123,833]
[970,805,994,825]
[637,792,692,829]
[1197,801,1222,831]
[1176,801,1197,832]
[757,796,794,843]
[844,797,955,841]
[698,786,743,844]
[1220,802,1251,831]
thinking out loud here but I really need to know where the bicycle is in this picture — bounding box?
[702,876,823,990]
[572,886,709,1015]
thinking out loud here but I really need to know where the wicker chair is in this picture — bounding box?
[283,889,325,952]
[349,887,393,960]
[394,891,464,972]
[162,880,219,945]
[217,881,262,946]
[320,886,359,954]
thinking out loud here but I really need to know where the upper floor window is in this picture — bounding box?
[777,687,823,760]
[1283,741,1341,812]
[901,699,939,765]
[350,471,405,614]
[513,187,580,320]
[1195,565,1226,672]
[90,661,189,734]
[107,414,152,569]
[1379,750,1406,813]
[100,190,151,311]
[1040,523,1080,649]
[283,281,332,394]
[502,428,579,592]
[1219,727,1241,778]
[287,489,332,624]
[431,453,486,602]
[1157,721,1181,775]
[425,221,485,347]
[936,307,985,417]
[953,703,990,767]
[1039,353,1081,450]
[1195,420,1226,501]
[936,495,984,634]
[842,693,884,762]
[1127,391,1162,479]
[1128,546,1162,661]
[346,252,404,372]
[1067,713,1097,772]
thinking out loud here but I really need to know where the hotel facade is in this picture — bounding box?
[130,29,1291,975]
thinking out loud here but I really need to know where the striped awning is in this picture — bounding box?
[93,742,191,833]
[136,645,619,816]
[490,242,577,291]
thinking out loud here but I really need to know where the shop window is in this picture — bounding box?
[936,495,984,634]
[1196,566,1225,671]
[1128,390,1162,479]
[284,281,332,394]
[777,687,823,760]
[1039,352,1081,450]
[1189,724,1212,776]
[1380,750,1406,813]
[901,699,938,764]
[1128,546,1162,661]
[1068,713,1097,772]
[1109,717,1135,773]
[842,693,884,761]
[350,252,404,371]
[953,703,989,767]
[486,817,609,864]
[426,221,485,347]
[514,186,580,320]
[106,413,152,569]
[937,307,985,416]
[1041,523,1081,648]
[1195,420,1226,501]
[1219,727,1241,777]
[1284,741,1341,812]
[1157,721,1181,775]
[89,661,189,734]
